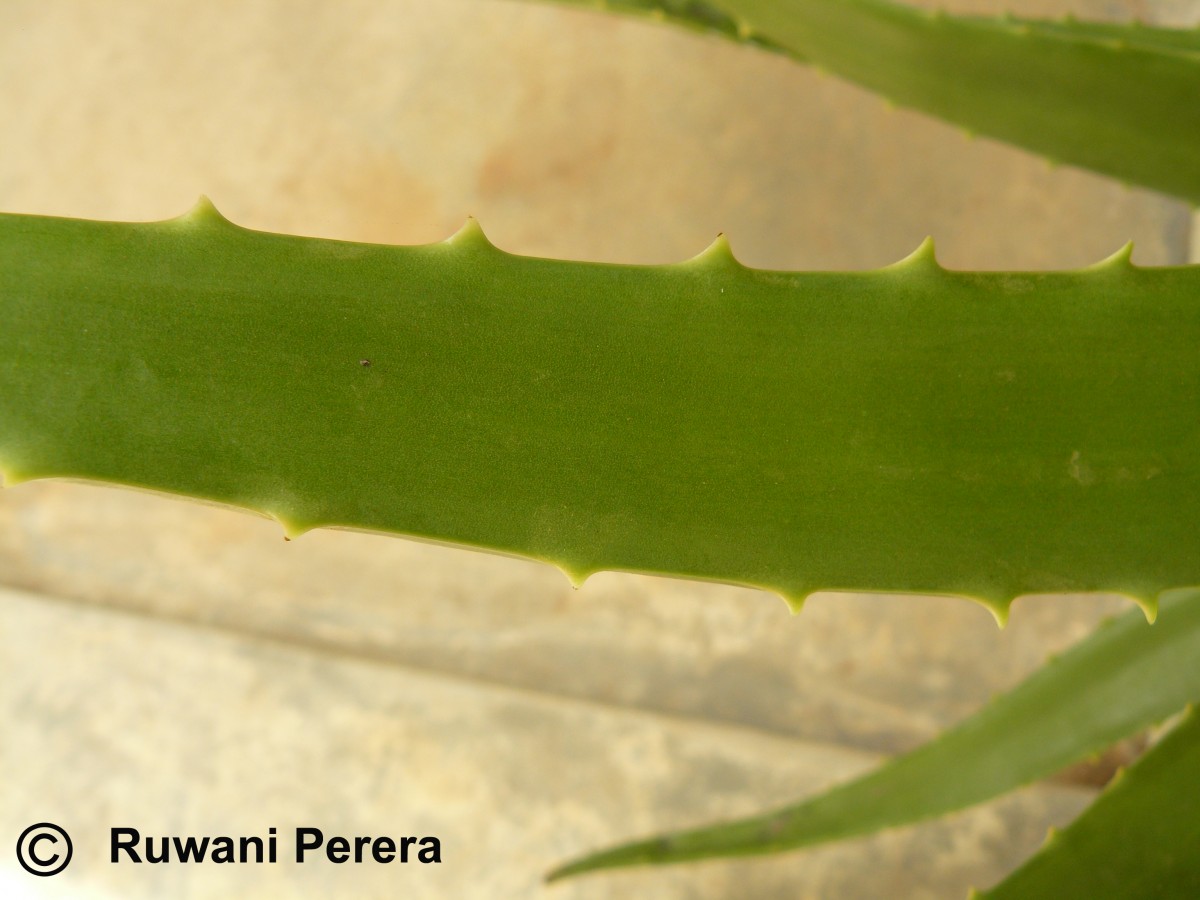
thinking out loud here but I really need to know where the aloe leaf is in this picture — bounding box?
[979,704,1200,899]
[535,0,792,52]
[1,203,1198,621]
[538,0,1200,203]
[548,588,1200,880]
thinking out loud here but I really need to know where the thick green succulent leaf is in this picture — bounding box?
[549,589,1200,880]
[980,704,1200,899]
[539,0,1200,203]
[1,203,1198,621]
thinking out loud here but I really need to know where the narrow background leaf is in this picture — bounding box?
[981,704,1200,899]
[537,0,1200,203]
[549,589,1200,879]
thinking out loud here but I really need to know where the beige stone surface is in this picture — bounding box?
[0,482,1137,755]
[0,586,1093,899]
[0,1,1194,897]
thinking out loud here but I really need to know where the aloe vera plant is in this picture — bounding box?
[3,1,1199,896]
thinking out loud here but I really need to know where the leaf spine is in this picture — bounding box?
[1086,241,1136,272]
[779,591,806,616]
[558,564,591,590]
[682,232,745,271]
[267,510,311,541]
[1132,592,1158,624]
[983,597,1012,629]
[443,215,498,253]
[885,236,942,273]
[174,195,235,230]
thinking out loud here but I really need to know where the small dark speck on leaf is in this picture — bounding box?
[283,536,291,542]
[359,359,372,368]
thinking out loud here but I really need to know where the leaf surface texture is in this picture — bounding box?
[0,205,1197,621]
